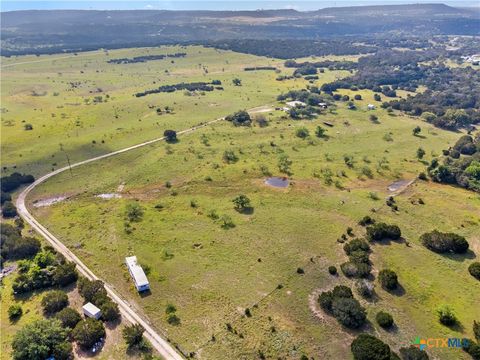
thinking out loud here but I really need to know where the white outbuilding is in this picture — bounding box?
[83,302,102,319]
[125,256,150,292]
[367,104,376,110]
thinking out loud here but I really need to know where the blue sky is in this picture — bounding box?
[2,0,479,12]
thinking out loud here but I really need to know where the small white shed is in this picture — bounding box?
[367,104,376,110]
[83,302,102,319]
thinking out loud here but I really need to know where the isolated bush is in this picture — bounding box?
[378,269,398,290]
[399,346,429,360]
[123,323,145,348]
[349,250,370,265]
[437,305,457,326]
[420,230,469,254]
[328,266,337,275]
[167,314,181,326]
[351,334,391,360]
[8,304,23,321]
[125,202,144,222]
[332,285,353,299]
[72,318,106,349]
[296,127,310,139]
[376,311,394,328]
[468,262,480,280]
[41,290,69,314]
[332,297,366,329]
[223,150,239,164]
[163,129,177,142]
[12,319,71,360]
[358,216,375,226]
[232,194,251,212]
[367,223,401,241]
[55,307,81,329]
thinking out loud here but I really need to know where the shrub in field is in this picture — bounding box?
[332,297,366,328]
[367,223,401,241]
[355,279,374,298]
[469,262,480,280]
[399,346,429,360]
[344,239,370,255]
[378,269,398,290]
[328,265,337,275]
[351,334,391,360]
[376,311,394,329]
[420,230,469,254]
[8,304,23,321]
[436,305,457,326]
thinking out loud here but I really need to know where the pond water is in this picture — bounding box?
[387,179,411,192]
[96,193,122,199]
[265,177,289,188]
[33,196,67,208]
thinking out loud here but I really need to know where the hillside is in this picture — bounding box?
[1,4,478,56]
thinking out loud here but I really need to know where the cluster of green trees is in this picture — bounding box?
[107,52,186,64]
[318,285,366,329]
[135,80,222,97]
[284,59,357,71]
[366,222,402,241]
[1,224,41,261]
[351,333,430,360]
[206,39,375,59]
[78,278,120,321]
[341,238,372,279]
[12,248,78,293]
[428,134,480,192]
[1,172,35,218]
[225,110,251,126]
[420,230,469,254]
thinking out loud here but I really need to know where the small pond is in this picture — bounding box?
[33,196,67,208]
[387,179,411,192]
[265,177,289,188]
[96,193,122,199]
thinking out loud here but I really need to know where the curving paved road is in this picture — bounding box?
[15,117,226,360]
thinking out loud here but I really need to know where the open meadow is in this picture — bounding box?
[2,45,479,359]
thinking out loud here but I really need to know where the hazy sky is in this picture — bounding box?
[2,0,479,12]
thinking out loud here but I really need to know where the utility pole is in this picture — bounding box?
[59,143,73,177]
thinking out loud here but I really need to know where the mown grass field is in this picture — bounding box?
[2,46,479,359]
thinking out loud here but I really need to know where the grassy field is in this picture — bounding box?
[3,46,479,359]
[1,45,346,176]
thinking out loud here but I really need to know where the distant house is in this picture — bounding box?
[367,104,376,110]
[83,302,102,319]
[319,102,328,109]
[285,100,306,108]
[125,256,150,292]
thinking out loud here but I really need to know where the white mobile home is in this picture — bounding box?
[125,256,150,292]
[83,302,102,319]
